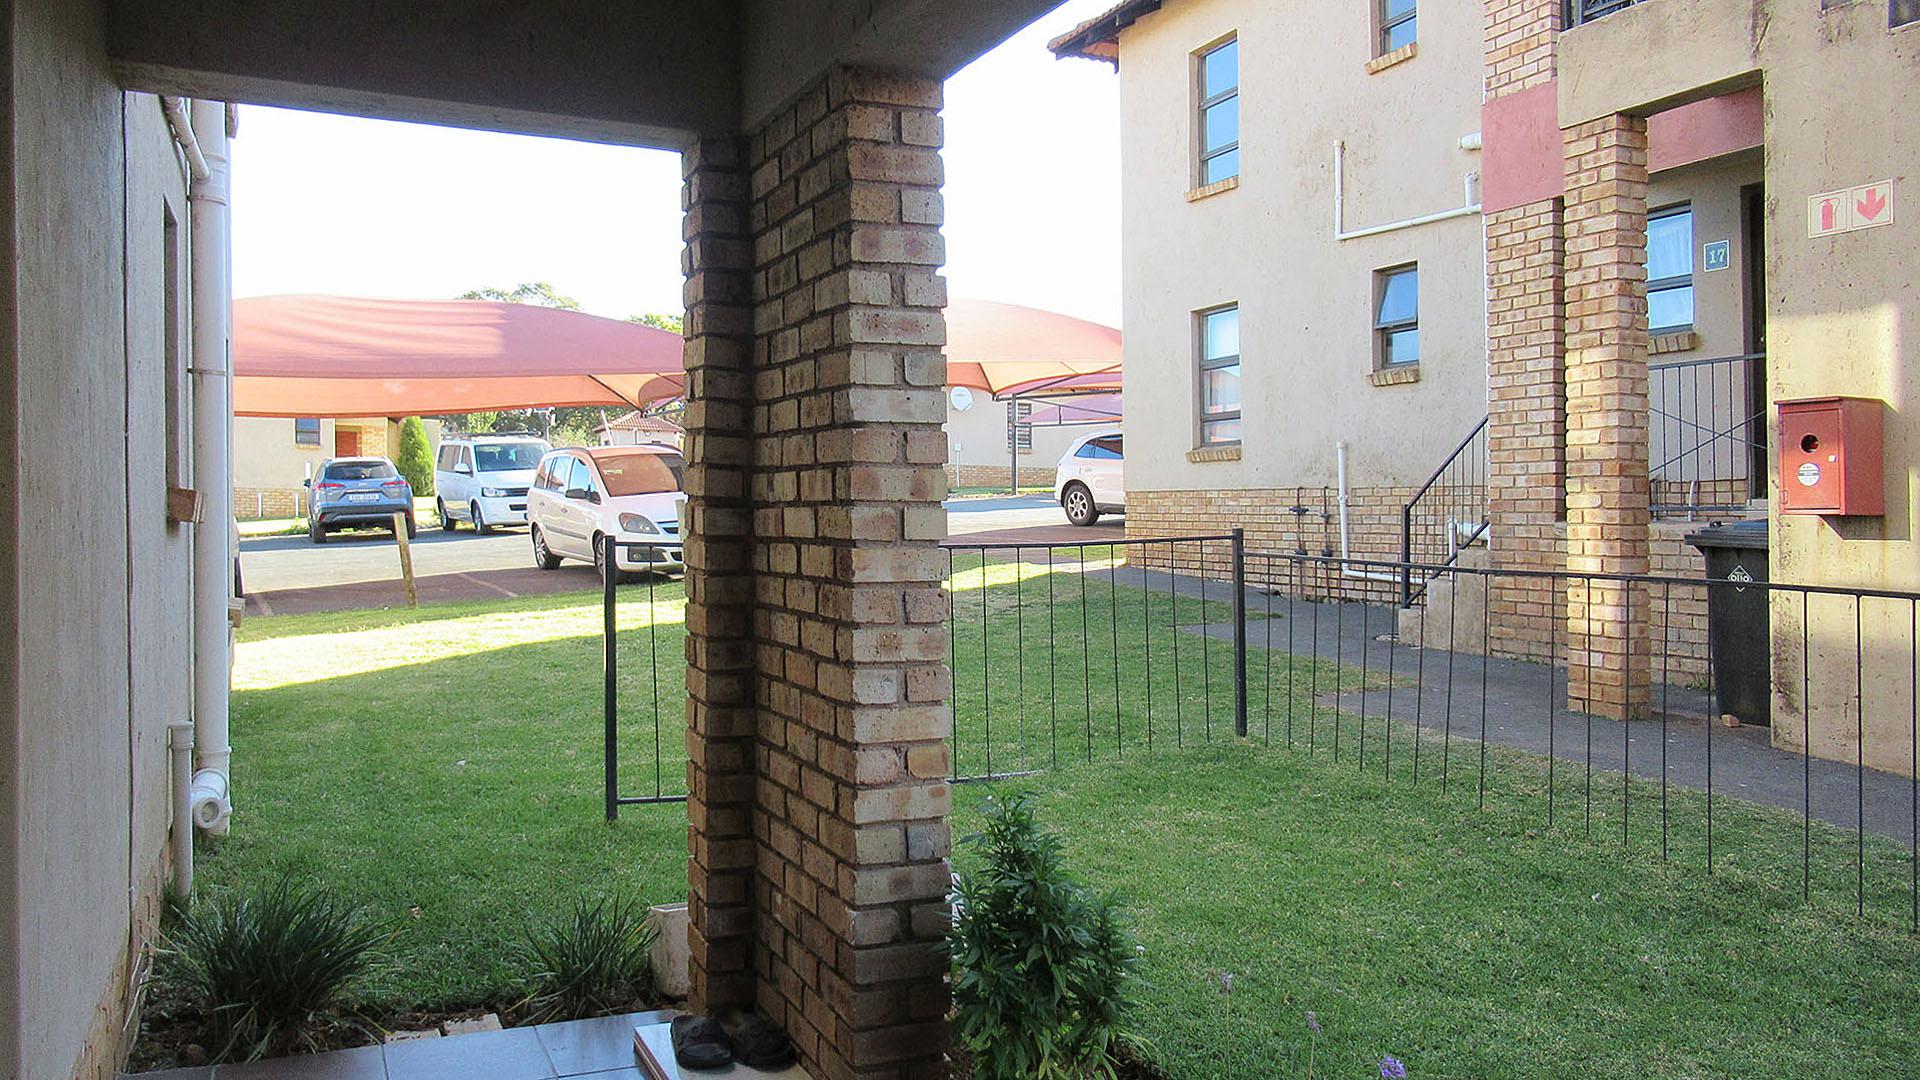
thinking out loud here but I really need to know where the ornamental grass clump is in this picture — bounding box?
[156,877,390,1062]
[949,793,1140,1080]
[520,894,658,1024]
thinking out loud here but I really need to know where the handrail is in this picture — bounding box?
[1399,415,1490,607]
[1566,0,1642,26]
[1406,415,1489,508]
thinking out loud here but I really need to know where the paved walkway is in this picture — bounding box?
[133,1010,671,1079]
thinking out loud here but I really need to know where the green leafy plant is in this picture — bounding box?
[156,878,390,1062]
[395,416,435,497]
[521,894,658,1024]
[949,793,1140,1080]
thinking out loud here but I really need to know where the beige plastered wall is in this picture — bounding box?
[1561,0,1920,774]
[944,396,1087,481]
[2,1,199,1073]
[1115,0,1489,501]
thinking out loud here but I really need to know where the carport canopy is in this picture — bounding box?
[943,298,1122,399]
[231,294,686,418]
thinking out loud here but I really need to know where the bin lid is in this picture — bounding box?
[1684,518,1769,551]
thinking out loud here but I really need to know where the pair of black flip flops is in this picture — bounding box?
[669,1014,796,1072]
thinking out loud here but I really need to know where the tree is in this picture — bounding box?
[458,282,581,310]
[627,312,683,335]
[395,416,435,496]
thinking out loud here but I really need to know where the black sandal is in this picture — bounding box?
[731,1015,797,1070]
[670,1015,735,1071]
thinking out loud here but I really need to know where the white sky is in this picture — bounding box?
[229,0,1121,327]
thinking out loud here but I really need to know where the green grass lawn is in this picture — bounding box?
[205,554,1920,1076]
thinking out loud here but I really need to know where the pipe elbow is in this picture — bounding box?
[190,768,232,835]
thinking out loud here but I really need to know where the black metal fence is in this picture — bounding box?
[1649,352,1766,517]
[602,531,1920,927]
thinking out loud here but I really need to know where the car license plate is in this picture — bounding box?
[346,492,379,502]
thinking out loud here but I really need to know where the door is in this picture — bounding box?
[1740,183,1768,499]
[548,457,593,557]
[334,427,360,457]
[1085,434,1124,505]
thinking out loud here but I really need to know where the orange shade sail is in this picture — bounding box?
[232,295,686,418]
[942,298,1122,398]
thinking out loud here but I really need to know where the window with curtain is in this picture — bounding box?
[1374,265,1419,367]
[1647,205,1695,332]
[1197,38,1239,186]
[1198,305,1241,445]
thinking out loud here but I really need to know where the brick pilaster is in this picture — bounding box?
[682,136,761,1013]
[1562,114,1652,715]
[745,68,953,1080]
[1482,0,1565,661]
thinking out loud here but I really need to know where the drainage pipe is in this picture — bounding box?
[168,721,195,896]
[188,99,234,835]
[1336,442,1403,585]
[160,98,209,182]
[1333,140,1481,241]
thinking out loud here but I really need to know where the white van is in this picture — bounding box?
[434,433,552,533]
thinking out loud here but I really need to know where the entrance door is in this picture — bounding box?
[1740,183,1767,499]
[335,427,360,457]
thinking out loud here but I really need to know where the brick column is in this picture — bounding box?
[682,136,760,1013]
[1483,0,1564,662]
[1562,114,1651,715]
[744,68,953,1079]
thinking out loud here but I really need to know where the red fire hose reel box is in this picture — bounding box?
[1777,396,1883,516]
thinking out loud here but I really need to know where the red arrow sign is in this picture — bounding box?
[1858,186,1888,222]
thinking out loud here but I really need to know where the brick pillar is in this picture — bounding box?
[682,136,760,1013]
[1483,0,1564,662]
[1562,114,1651,715]
[744,68,953,1079]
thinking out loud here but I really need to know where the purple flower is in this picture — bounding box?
[1305,1011,1321,1036]
[1380,1054,1408,1079]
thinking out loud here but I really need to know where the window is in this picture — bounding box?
[473,441,546,472]
[323,460,397,481]
[1075,435,1123,460]
[1374,265,1419,367]
[1379,0,1416,53]
[1894,0,1918,27]
[1647,205,1695,332]
[597,450,685,496]
[1197,38,1239,186]
[437,444,458,471]
[1197,306,1241,445]
[294,417,321,447]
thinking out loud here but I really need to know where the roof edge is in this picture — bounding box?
[1045,0,1162,64]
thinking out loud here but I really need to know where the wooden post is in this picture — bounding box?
[392,512,418,607]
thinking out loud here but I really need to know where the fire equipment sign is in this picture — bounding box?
[1808,181,1895,238]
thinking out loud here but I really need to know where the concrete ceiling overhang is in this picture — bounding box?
[106,0,1061,148]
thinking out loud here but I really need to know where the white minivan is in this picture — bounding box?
[1054,430,1124,526]
[435,433,552,533]
[527,445,686,582]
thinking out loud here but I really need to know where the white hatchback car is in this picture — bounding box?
[1054,430,1124,526]
[435,433,552,533]
[527,445,686,581]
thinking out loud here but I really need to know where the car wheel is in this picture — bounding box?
[438,499,457,530]
[1062,482,1099,527]
[309,519,328,544]
[472,502,493,536]
[594,534,636,585]
[531,526,562,570]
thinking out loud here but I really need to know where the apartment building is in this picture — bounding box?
[231,415,443,518]
[1055,0,1919,773]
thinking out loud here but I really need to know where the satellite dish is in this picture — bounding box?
[950,386,975,412]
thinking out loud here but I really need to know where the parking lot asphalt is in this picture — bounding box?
[239,494,1125,616]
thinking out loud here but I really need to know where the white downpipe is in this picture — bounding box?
[1336,442,1402,584]
[168,722,195,896]
[160,98,209,182]
[188,100,234,836]
[1333,140,1482,241]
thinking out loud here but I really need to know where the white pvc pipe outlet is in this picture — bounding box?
[188,99,234,836]
[1336,441,1402,584]
[1333,139,1482,242]
[168,721,195,897]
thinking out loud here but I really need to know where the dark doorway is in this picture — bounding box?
[1741,182,1768,500]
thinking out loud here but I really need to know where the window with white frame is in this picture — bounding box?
[1197,37,1239,186]
[1647,204,1695,332]
[1374,265,1419,367]
[1198,305,1241,445]
[1379,0,1416,53]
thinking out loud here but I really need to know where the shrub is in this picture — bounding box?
[156,878,389,1062]
[521,894,658,1024]
[396,416,434,497]
[949,793,1140,1080]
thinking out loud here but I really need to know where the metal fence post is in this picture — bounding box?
[603,534,619,822]
[1399,505,1414,608]
[1232,528,1248,738]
